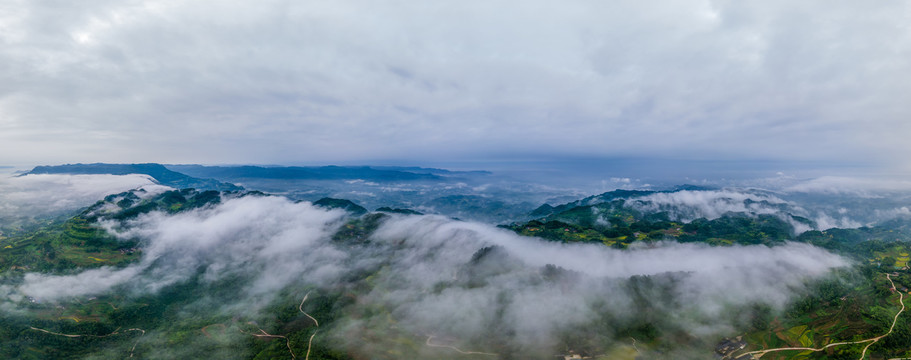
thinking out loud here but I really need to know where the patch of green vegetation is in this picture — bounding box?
[508,204,792,247]
[0,218,134,274]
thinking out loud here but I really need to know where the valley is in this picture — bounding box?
[1,166,911,359]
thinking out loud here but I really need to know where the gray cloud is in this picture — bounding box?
[1,1,910,167]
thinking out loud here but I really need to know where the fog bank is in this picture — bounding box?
[1,193,851,357]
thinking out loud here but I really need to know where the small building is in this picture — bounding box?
[715,337,747,359]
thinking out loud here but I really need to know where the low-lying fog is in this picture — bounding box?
[1,178,853,358]
[3,170,910,357]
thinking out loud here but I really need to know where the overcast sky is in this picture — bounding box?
[1,1,909,173]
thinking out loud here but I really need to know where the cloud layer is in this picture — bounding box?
[0,173,167,222]
[1,1,910,168]
[4,194,848,357]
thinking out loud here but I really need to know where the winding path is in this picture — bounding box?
[736,273,906,360]
[306,330,318,360]
[859,274,905,360]
[28,326,145,357]
[237,291,321,360]
[299,291,319,327]
[299,291,320,360]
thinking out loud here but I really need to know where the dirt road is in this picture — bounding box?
[736,273,906,360]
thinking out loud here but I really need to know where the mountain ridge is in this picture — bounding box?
[165,164,447,182]
[24,163,242,192]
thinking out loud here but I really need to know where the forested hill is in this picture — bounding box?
[25,163,242,192]
[510,187,911,263]
[529,185,715,218]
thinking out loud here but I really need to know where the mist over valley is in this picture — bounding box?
[1,164,911,359]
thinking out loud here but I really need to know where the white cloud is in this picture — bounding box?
[813,211,863,231]
[784,176,911,197]
[626,189,794,221]
[20,266,144,300]
[0,173,166,220]
[5,195,847,356]
[874,206,911,221]
[16,195,348,305]
[348,215,848,354]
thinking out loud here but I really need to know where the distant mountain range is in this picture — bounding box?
[164,164,448,182]
[21,164,512,219]
[25,163,243,192]
[22,164,729,225]
[22,163,488,191]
